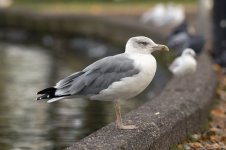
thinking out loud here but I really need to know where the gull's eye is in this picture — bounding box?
[138,41,148,46]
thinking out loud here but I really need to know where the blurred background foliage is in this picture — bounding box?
[14,0,196,4]
[12,0,196,14]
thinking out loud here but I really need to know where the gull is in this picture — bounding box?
[168,21,188,36]
[164,4,185,26]
[141,3,185,27]
[140,4,166,25]
[169,48,197,76]
[0,0,12,8]
[167,22,205,55]
[37,36,169,130]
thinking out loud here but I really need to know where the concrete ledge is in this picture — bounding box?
[67,53,217,150]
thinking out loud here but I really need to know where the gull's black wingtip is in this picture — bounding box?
[37,94,47,100]
[37,94,52,101]
[37,87,57,100]
[37,87,56,95]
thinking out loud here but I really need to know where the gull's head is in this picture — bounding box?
[125,36,169,54]
[182,48,196,57]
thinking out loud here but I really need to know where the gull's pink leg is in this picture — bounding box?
[114,100,137,130]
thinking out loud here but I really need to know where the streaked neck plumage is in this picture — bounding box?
[125,42,154,55]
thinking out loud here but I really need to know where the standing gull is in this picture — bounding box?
[169,48,197,76]
[37,36,169,130]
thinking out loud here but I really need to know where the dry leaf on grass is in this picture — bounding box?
[213,64,222,73]
[189,142,204,148]
[206,143,221,150]
[211,108,225,118]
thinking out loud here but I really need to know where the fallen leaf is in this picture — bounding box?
[206,143,221,149]
[211,109,225,117]
[190,134,201,142]
[209,135,219,142]
[213,64,222,73]
[189,142,203,148]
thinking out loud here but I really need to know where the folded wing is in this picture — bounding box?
[55,54,140,97]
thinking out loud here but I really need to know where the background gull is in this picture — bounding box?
[140,3,185,27]
[0,0,12,8]
[37,36,169,130]
[167,21,206,55]
[140,3,166,25]
[161,3,185,26]
[169,48,197,76]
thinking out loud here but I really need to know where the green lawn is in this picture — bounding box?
[12,0,196,15]
[15,0,196,3]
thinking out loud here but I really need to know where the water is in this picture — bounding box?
[0,42,171,150]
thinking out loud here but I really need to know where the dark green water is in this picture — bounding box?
[0,42,171,150]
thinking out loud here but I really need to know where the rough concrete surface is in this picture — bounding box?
[66,53,217,150]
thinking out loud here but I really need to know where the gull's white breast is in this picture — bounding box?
[90,54,157,101]
[171,55,197,76]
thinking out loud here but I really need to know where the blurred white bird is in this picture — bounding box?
[140,3,185,27]
[169,48,197,76]
[140,4,166,25]
[164,4,185,26]
[0,0,12,8]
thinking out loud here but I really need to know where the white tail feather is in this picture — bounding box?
[47,97,64,103]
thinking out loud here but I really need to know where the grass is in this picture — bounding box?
[12,1,196,15]
[15,0,196,4]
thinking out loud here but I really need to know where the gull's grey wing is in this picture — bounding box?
[55,54,140,97]
[55,72,85,89]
